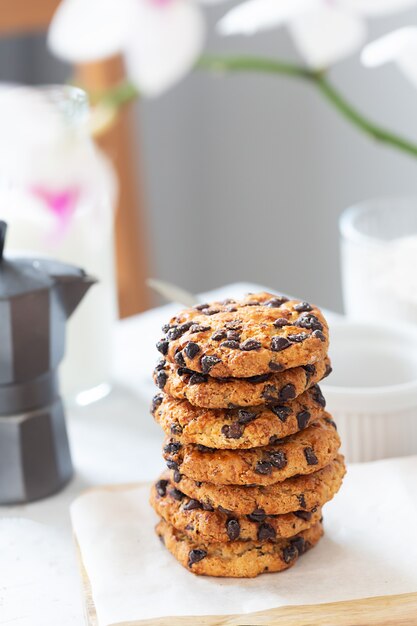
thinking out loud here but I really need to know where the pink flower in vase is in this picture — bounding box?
[30,185,81,236]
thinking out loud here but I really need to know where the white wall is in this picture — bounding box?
[139,5,417,311]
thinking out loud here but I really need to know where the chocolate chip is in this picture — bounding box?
[201,355,222,374]
[296,410,311,430]
[244,301,260,306]
[201,308,220,316]
[302,364,316,383]
[247,508,266,523]
[237,410,257,425]
[240,339,261,351]
[173,470,182,483]
[268,435,283,445]
[170,488,184,501]
[167,322,192,340]
[169,423,182,437]
[268,361,284,372]
[211,330,227,341]
[282,544,298,563]
[294,510,312,521]
[312,385,326,407]
[154,358,166,371]
[287,333,309,343]
[174,351,186,366]
[196,444,215,453]
[156,339,169,355]
[294,302,313,313]
[255,461,272,475]
[183,499,201,511]
[271,405,292,422]
[279,383,296,401]
[267,450,287,469]
[324,417,337,430]
[163,441,182,454]
[194,303,209,310]
[221,340,240,349]
[271,336,291,352]
[202,502,214,511]
[221,423,244,439]
[189,373,208,385]
[218,506,233,515]
[189,324,211,333]
[155,370,168,389]
[261,384,279,402]
[291,536,306,554]
[225,320,242,330]
[177,367,196,377]
[295,313,323,331]
[312,329,326,342]
[273,320,290,333]
[226,519,240,541]
[162,323,171,333]
[151,394,163,413]
[247,373,271,383]
[166,460,178,472]
[257,523,276,541]
[184,342,200,359]
[304,447,319,465]
[324,362,333,378]
[155,479,168,496]
[264,296,289,307]
[188,549,207,567]
[297,493,307,509]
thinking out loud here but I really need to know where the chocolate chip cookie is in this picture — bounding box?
[156,518,324,577]
[163,414,340,486]
[171,455,345,515]
[151,475,323,543]
[157,292,329,378]
[153,385,327,450]
[154,356,331,408]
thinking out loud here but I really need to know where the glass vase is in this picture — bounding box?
[340,197,417,325]
[0,85,118,404]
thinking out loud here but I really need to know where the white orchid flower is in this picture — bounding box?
[361,27,417,89]
[218,0,417,70]
[48,0,217,96]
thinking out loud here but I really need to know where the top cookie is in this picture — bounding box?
[157,292,329,378]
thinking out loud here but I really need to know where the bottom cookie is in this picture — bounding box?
[156,518,324,578]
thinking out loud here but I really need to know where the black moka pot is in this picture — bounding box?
[0,221,96,503]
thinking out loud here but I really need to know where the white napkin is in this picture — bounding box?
[71,455,417,625]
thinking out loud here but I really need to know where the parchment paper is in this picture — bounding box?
[71,456,417,625]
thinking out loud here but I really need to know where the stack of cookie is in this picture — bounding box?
[151,292,345,578]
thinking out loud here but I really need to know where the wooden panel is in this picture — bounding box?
[0,0,60,33]
[76,57,151,317]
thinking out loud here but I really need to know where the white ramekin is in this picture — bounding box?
[321,320,417,463]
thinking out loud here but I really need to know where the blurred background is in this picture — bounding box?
[2,2,417,315]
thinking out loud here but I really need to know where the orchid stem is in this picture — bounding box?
[198,55,417,161]
[99,80,140,108]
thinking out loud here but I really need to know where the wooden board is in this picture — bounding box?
[75,483,417,626]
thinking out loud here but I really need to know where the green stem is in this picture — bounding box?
[99,79,140,108]
[198,55,417,160]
